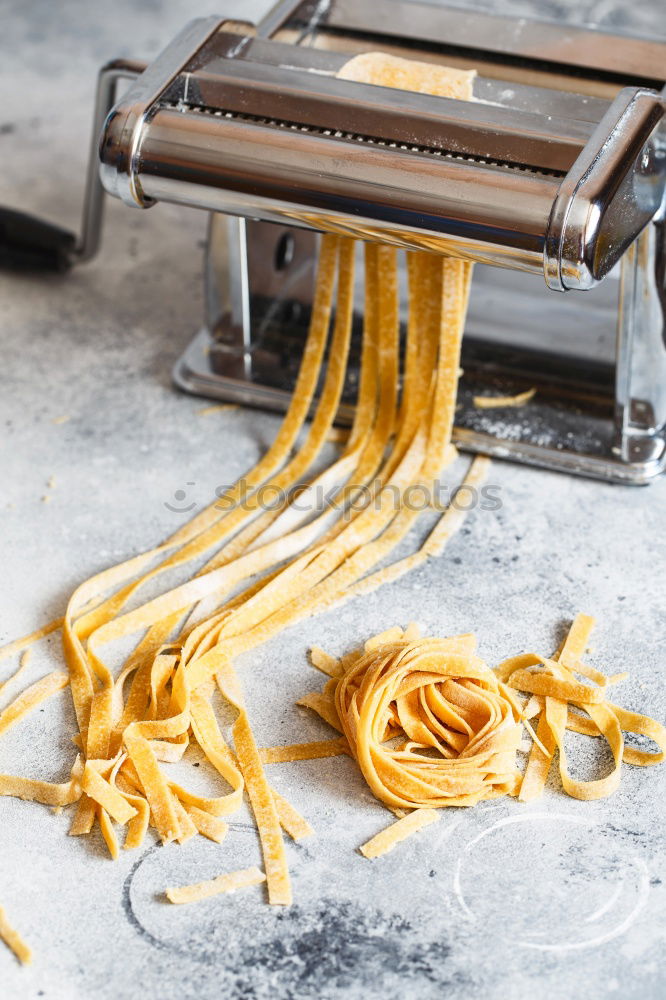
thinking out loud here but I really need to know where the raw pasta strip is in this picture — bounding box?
[296,693,343,733]
[0,773,80,807]
[185,806,228,845]
[166,867,266,905]
[365,627,404,652]
[0,756,82,807]
[0,650,32,694]
[473,388,536,408]
[68,795,97,836]
[309,647,341,678]
[0,906,31,965]
[171,795,198,845]
[201,237,357,570]
[518,711,557,802]
[359,808,439,859]
[271,787,314,840]
[123,731,180,844]
[506,669,604,704]
[259,739,348,764]
[0,671,69,736]
[216,660,291,906]
[114,776,150,850]
[558,612,595,664]
[186,689,244,815]
[81,763,136,825]
[609,703,666,766]
[331,456,490,607]
[546,696,624,800]
[0,617,63,663]
[98,806,120,860]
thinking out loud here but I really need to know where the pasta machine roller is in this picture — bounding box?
[3,0,665,482]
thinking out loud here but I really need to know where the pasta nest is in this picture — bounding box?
[334,638,522,809]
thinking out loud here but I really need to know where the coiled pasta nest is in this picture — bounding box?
[334,637,523,809]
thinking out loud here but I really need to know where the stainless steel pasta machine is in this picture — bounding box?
[2,0,665,483]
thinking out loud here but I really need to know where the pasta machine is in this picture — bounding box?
[2,0,665,483]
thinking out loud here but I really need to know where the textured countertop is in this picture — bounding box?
[1,2,665,998]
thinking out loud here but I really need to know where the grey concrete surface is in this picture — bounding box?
[1,2,665,998]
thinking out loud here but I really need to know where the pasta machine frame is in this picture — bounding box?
[3,0,665,483]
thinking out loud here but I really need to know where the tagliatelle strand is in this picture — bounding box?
[166,867,266,905]
[0,906,32,965]
[504,614,665,800]
[473,387,536,409]
[215,659,291,906]
[271,787,314,841]
[259,739,349,764]
[359,808,439,859]
[184,806,228,845]
[0,618,63,664]
[0,650,32,695]
[0,756,83,807]
[0,672,69,737]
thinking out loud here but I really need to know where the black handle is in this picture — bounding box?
[0,207,76,272]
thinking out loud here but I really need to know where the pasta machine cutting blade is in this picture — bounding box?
[3,0,665,483]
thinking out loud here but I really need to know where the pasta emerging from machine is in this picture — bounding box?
[0,0,665,954]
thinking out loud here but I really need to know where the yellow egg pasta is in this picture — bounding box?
[166,867,266,905]
[271,787,314,842]
[0,671,69,738]
[259,739,349,764]
[1,55,477,908]
[304,617,664,832]
[0,906,31,965]
[359,808,439,859]
[332,637,523,810]
[2,49,662,967]
[473,388,537,409]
